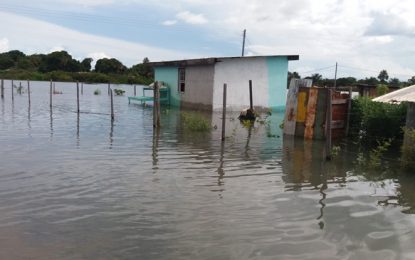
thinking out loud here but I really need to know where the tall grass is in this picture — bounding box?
[181,112,211,132]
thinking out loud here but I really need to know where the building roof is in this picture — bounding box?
[373,85,415,103]
[147,55,299,67]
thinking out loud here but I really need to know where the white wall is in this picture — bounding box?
[212,57,269,111]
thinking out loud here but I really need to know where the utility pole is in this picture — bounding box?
[333,62,338,89]
[241,29,246,57]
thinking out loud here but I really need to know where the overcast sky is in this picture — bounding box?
[0,0,414,79]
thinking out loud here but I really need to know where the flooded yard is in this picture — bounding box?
[1,80,415,259]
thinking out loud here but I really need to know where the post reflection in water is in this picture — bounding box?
[282,136,333,227]
[49,108,53,139]
[152,127,160,168]
[76,114,80,148]
[1,81,415,259]
[216,141,225,186]
[109,119,114,149]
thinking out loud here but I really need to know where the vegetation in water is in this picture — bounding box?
[349,97,407,146]
[94,89,101,95]
[401,128,415,171]
[181,112,211,132]
[356,138,393,172]
[113,89,125,96]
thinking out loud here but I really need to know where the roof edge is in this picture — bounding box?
[147,55,299,67]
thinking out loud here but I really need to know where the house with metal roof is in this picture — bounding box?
[148,55,299,111]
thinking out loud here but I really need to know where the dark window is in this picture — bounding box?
[178,68,185,92]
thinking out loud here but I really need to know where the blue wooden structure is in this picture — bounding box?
[128,87,170,106]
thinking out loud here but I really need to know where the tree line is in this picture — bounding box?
[288,69,415,89]
[0,50,154,84]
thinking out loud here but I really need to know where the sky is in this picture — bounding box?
[0,0,415,80]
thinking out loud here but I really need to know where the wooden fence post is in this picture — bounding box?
[49,80,53,109]
[11,79,14,101]
[110,88,114,121]
[153,81,160,128]
[221,83,227,141]
[108,83,111,96]
[249,80,253,110]
[0,79,3,99]
[27,80,31,106]
[325,88,333,160]
[134,85,136,96]
[81,82,83,95]
[345,86,352,136]
[76,81,80,114]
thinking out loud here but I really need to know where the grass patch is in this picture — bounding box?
[181,112,211,132]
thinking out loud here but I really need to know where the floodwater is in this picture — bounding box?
[1,80,415,259]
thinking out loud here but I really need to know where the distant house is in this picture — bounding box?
[148,55,299,111]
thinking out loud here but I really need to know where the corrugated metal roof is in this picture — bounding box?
[373,85,415,103]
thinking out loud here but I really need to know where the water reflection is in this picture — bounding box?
[152,127,159,167]
[1,81,415,259]
[109,119,114,149]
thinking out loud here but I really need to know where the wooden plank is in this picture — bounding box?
[284,79,300,135]
[332,99,347,105]
[313,88,327,139]
[304,88,318,139]
[296,91,307,123]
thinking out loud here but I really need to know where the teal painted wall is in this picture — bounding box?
[155,66,180,107]
[267,57,288,111]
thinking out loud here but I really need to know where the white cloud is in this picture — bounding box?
[0,38,9,52]
[0,11,203,66]
[162,20,177,26]
[176,11,208,25]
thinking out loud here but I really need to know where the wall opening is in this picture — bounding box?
[178,68,185,92]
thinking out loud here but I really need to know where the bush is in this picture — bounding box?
[113,89,125,96]
[181,112,211,132]
[349,97,407,145]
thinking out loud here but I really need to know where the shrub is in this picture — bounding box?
[181,112,211,132]
[113,89,125,96]
[349,97,407,145]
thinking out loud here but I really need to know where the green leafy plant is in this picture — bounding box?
[349,97,407,145]
[401,128,415,171]
[181,112,211,132]
[376,84,389,96]
[113,88,125,96]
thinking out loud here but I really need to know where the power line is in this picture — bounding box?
[298,65,336,75]
[0,3,202,33]
[338,64,415,78]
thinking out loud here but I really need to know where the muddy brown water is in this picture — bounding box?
[1,80,415,259]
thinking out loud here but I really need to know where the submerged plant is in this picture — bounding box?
[113,89,125,96]
[181,112,211,132]
[401,128,415,171]
[356,138,392,171]
[94,89,101,95]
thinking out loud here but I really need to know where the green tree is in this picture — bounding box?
[0,55,14,70]
[388,78,401,88]
[95,58,126,74]
[40,51,81,72]
[336,77,357,86]
[130,57,153,78]
[407,76,415,86]
[358,77,379,86]
[378,70,389,83]
[81,58,93,72]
